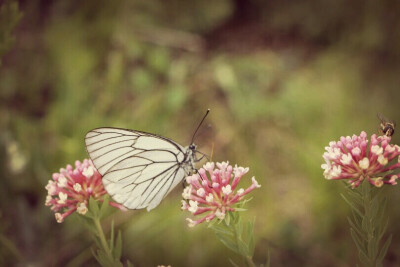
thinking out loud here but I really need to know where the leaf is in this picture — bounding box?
[347,217,363,237]
[341,194,363,218]
[229,258,241,267]
[377,234,392,264]
[99,195,110,219]
[358,249,372,267]
[265,248,271,267]
[109,220,115,251]
[246,220,255,256]
[215,232,239,254]
[368,235,377,260]
[113,230,123,261]
[378,218,389,242]
[211,225,234,236]
[89,197,100,217]
[350,228,365,254]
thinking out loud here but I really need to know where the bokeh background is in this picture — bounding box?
[1,0,400,266]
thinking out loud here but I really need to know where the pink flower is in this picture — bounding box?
[322,131,400,188]
[182,161,261,227]
[45,159,127,223]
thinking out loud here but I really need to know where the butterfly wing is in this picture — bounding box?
[85,127,189,211]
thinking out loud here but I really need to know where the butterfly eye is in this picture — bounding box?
[189,144,196,150]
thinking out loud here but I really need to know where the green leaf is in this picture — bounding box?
[358,249,372,267]
[350,228,365,254]
[347,217,363,237]
[229,258,241,267]
[211,225,234,236]
[113,230,123,261]
[377,234,392,264]
[246,220,255,256]
[237,218,243,238]
[89,197,100,217]
[351,211,362,229]
[378,218,389,241]
[368,235,377,260]
[109,220,115,251]
[341,194,363,217]
[265,248,271,267]
[215,232,239,254]
[99,195,110,219]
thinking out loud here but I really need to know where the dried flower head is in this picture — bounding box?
[322,131,400,188]
[182,161,261,227]
[45,159,127,223]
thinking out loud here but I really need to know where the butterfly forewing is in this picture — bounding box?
[85,127,193,211]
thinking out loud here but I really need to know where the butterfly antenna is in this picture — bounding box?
[191,108,210,144]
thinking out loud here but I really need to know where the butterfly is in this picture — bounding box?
[377,113,396,137]
[85,109,209,211]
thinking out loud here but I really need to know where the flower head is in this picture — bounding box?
[322,131,400,188]
[182,161,260,227]
[45,159,127,223]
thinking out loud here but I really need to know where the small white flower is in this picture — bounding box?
[234,165,249,177]
[55,213,63,223]
[45,195,52,206]
[237,188,244,195]
[182,185,192,199]
[212,182,219,188]
[82,166,94,178]
[377,155,388,165]
[374,177,383,188]
[330,165,342,178]
[340,153,352,165]
[203,162,215,172]
[188,200,198,213]
[352,147,361,156]
[57,176,67,187]
[385,145,395,153]
[252,177,261,188]
[206,193,214,202]
[186,218,196,227]
[389,175,398,185]
[45,180,57,195]
[181,200,188,210]
[359,158,370,170]
[57,192,68,204]
[77,203,88,215]
[73,183,82,192]
[222,185,232,195]
[371,145,383,155]
[196,188,205,197]
[215,209,225,220]
[216,161,229,170]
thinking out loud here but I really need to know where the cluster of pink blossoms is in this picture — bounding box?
[181,161,261,227]
[45,159,126,223]
[322,131,400,188]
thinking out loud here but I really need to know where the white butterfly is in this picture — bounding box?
[85,110,209,211]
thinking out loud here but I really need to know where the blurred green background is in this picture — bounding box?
[1,0,400,266]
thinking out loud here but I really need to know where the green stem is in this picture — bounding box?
[93,217,113,259]
[231,220,255,267]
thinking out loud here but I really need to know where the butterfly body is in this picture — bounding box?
[85,127,198,211]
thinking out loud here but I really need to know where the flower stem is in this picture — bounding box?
[93,217,112,259]
[344,180,392,267]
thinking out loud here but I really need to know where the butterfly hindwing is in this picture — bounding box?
[85,127,189,210]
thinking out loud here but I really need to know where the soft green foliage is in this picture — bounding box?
[342,182,392,267]
[1,0,400,266]
[78,197,131,267]
[0,0,22,65]
[210,212,257,267]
